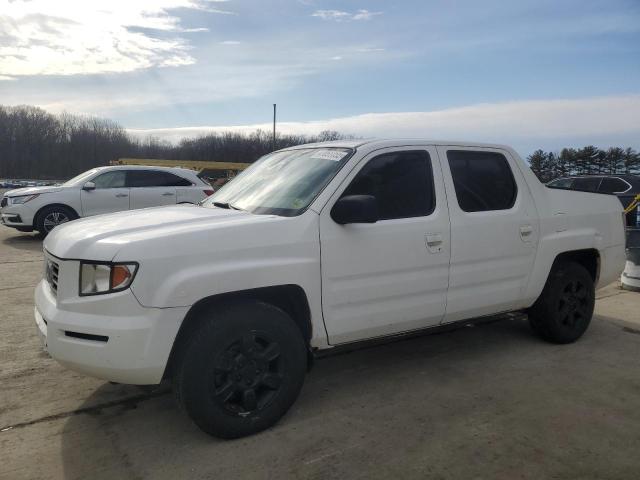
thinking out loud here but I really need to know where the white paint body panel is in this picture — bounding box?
[33,139,626,384]
[437,145,540,322]
[319,146,450,343]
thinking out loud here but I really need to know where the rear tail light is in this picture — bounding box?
[203,189,214,196]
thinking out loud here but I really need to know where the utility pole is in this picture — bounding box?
[272,103,277,151]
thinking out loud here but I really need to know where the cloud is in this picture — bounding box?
[126,95,640,153]
[311,9,382,22]
[352,10,383,21]
[220,40,241,45]
[0,0,231,77]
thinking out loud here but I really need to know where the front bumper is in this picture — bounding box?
[1,203,35,227]
[34,278,188,384]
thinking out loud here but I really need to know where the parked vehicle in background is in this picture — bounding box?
[34,140,626,439]
[547,174,640,227]
[1,166,213,235]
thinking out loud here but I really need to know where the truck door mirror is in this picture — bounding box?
[331,195,378,225]
[82,181,96,191]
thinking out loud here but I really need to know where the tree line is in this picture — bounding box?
[1,104,639,182]
[0,105,348,180]
[528,146,640,183]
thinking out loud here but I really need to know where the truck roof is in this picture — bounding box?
[281,138,515,152]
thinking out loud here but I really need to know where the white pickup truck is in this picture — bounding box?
[34,139,626,438]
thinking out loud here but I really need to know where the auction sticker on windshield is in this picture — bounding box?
[310,149,348,161]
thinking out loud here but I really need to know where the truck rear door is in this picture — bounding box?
[436,146,539,323]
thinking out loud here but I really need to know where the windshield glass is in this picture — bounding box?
[203,148,353,216]
[63,169,100,186]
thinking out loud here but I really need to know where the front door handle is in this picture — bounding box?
[425,233,443,253]
[520,225,533,242]
[162,192,175,196]
[115,193,128,198]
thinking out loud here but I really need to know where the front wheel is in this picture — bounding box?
[528,262,595,344]
[173,301,307,439]
[35,205,77,236]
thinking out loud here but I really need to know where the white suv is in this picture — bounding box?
[1,166,213,235]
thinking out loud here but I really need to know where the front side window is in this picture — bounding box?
[548,178,574,189]
[341,150,435,220]
[92,171,126,189]
[203,148,353,216]
[447,150,517,212]
[571,177,601,192]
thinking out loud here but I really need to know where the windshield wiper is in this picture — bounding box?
[213,201,244,211]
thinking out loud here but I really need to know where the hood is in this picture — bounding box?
[5,186,64,196]
[44,204,277,260]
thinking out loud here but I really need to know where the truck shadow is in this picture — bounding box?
[59,318,550,479]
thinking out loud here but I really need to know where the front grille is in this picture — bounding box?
[0,197,7,208]
[46,259,59,295]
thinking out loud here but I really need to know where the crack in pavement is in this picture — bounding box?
[0,389,170,432]
[0,259,42,265]
[0,285,37,292]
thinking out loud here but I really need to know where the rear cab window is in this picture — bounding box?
[446,150,517,212]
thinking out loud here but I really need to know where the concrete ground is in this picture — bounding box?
[1,226,639,480]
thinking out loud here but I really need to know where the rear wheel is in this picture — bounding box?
[173,301,307,439]
[528,262,595,344]
[35,205,77,236]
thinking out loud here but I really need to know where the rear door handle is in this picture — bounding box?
[162,192,175,196]
[115,193,128,198]
[425,233,443,253]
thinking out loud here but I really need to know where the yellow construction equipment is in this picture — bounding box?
[112,158,251,176]
[624,194,640,215]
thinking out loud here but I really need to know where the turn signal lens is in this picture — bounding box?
[111,265,133,290]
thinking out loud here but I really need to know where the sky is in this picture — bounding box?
[1,0,639,156]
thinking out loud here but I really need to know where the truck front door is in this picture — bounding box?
[319,146,451,345]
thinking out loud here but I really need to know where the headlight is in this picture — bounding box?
[12,194,40,204]
[79,262,138,296]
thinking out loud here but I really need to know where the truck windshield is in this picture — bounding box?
[203,148,353,216]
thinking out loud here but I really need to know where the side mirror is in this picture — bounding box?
[82,181,96,191]
[331,195,378,225]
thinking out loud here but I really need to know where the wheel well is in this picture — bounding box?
[164,285,312,379]
[33,203,79,228]
[552,249,600,284]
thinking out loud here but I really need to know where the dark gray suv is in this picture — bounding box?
[547,174,640,228]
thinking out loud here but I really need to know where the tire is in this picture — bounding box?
[528,262,595,344]
[173,300,307,439]
[35,205,77,236]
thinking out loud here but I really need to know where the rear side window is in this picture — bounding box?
[447,150,517,212]
[571,177,601,192]
[127,170,192,187]
[341,150,435,220]
[598,177,629,194]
